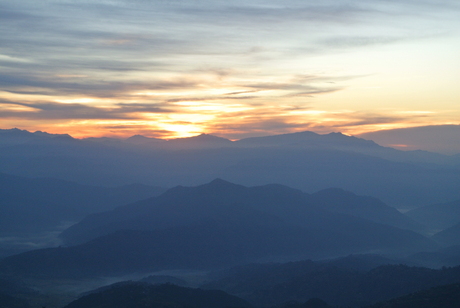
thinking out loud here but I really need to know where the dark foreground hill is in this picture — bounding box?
[368,283,460,308]
[63,282,252,308]
[0,292,29,308]
[274,298,332,308]
[203,260,460,307]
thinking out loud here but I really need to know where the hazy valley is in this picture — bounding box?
[1,128,460,308]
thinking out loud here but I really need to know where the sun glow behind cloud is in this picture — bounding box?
[0,0,459,139]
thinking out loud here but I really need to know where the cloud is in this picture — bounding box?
[0,99,171,120]
[0,72,206,98]
[318,35,405,49]
[1,0,459,138]
[200,108,436,140]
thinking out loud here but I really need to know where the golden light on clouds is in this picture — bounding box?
[0,104,37,112]
[156,123,203,138]
[173,101,252,113]
[1,0,459,140]
[55,98,98,104]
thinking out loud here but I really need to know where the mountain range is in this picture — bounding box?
[0,179,437,278]
[203,259,460,307]
[63,282,252,308]
[1,127,460,308]
[406,199,460,231]
[368,282,460,308]
[432,224,460,247]
[357,125,460,155]
[1,128,460,208]
[60,179,425,245]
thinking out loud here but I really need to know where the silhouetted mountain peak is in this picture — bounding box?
[194,133,231,141]
[234,130,379,149]
[168,133,232,145]
[125,134,164,145]
[52,134,75,141]
[236,131,320,145]
[34,130,65,138]
[309,186,427,233]
[327,131,345,136]
[126,134,150,140]
[3,128,24,133]
[313,187,355,198]
[207,178,239,186]
[0,128,78,148]
[63,282,253,308]
[156,179,247,204]
[185,178,247,194]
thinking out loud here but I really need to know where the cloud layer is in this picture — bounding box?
[1,0,459,138]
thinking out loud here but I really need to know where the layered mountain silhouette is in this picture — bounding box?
[2,128,460,208]
[0,179,436,278]
[61,179,424,245]
[310,188,425,233]
[432,223,460,247]
[406,199,460,231]
[357,124,460,155]
[203,260,460,307]
[367,282,460,308]
[0,128,73,147]
[63,282,252,308]
[0,172,165,258]
[0,172,164,234]
[409,245,460,268]
[0,292,29,308]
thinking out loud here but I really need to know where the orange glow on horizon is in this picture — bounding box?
[3,119,456,141]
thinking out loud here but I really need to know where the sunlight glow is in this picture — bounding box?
[157,123,203,138]
[1,0,459,140]
[173,101,252,113]
[56,98,98,104]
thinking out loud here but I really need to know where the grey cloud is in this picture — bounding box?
[208,118,317,140]
[164,95,259,103]
[0,99,171,120]
[340,113,430,127]
[1,0,458,136]
[0,72,203,97]
[205,108,428,140]
[242,80,342,95]
[318,36,405,49]
[115,103,172,113]
[286,88,342,97]
[2,0,452,71]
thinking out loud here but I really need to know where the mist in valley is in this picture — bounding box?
[1,128,460,307]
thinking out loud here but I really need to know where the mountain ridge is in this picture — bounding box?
[2,128,460,207]
[60,179,424,245]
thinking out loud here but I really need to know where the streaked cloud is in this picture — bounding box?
[0,0,459,138]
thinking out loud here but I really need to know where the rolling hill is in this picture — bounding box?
[406,199,460,231]
[0,180,436,278]
[63,282,252,308]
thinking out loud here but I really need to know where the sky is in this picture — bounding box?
[1,0,459,139]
